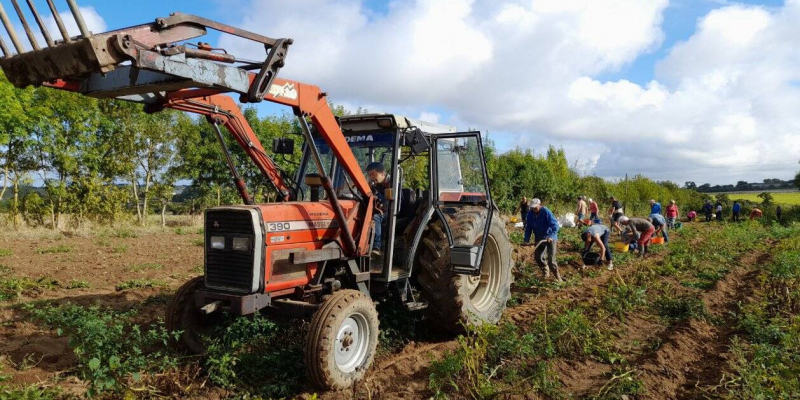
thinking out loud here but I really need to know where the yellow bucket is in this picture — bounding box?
[613,242,629,252]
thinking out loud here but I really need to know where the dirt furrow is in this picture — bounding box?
[633,251,770,400]
[320,242,676,399]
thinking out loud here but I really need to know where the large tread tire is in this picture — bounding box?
[166,276,208,354]
[416,210,513,333]
[305,289,379,390]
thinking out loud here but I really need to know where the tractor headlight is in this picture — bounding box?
[210,236,225,249]
[232,237,250,251]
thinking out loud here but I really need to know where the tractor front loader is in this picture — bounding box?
[0,1,513,390]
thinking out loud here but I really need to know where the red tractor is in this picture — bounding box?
[0,2,512,390]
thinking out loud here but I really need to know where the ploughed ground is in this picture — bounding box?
[0,221,774,399]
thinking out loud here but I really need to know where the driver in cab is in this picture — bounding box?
[366,162,391,258]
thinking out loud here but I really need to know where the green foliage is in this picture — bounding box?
[114,279,166,291]
[758,191,774,206]
[66,279,90,289]
[23,303,180,396]
[654,294,707,322]
[0,265,10,274]
[0,249,11,257]
[204,313,306,398]
[0,277,59,300]
[0,384,63,400]
[602,279,647,319]
[35,244,72,254]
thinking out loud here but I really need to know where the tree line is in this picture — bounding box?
[1,71,708,229]
[687,178,798,193]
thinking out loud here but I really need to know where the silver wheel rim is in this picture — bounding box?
[334,312,370,373]
[466,234,502,312]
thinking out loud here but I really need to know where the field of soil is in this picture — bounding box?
[0,218,796,399]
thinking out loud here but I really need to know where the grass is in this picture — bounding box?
[35,244,72,254]
[114,279,166,291]
[0,249,12,257]
[721,191,800,206]
[0,265,10,274]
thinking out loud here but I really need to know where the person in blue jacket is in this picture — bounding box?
[732,201,741,222]
[524,198,563,282]
[650,199,662,214]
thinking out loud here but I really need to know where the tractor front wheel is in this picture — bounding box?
[166,276,214,354]
[305,289,379,390]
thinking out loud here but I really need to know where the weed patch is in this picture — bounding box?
[115,279,166,291]
[602,279,647,319]
[0,249,12,257]
[66,280,90,289]
[204,314,306,398]
[0,277,60,301]
[653,293,707,322]
[35,245,72,254]
[23,303,180,397]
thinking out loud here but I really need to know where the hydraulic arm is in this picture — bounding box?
[0,3,372,256]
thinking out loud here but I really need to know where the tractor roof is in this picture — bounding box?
[339,113,457,134]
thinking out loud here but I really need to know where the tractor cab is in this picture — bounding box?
[290,114,495,291]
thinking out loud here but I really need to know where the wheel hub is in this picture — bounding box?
[334,314,370,373]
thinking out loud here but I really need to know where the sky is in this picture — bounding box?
[6,0,800,186]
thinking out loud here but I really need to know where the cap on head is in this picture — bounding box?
[618,216,630,224]
[588,198,593,202]
[530,198,542,207]
[650,199,655,204]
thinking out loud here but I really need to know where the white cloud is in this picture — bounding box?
[220,0,800,184]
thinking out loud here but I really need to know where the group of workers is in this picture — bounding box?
[686,199,769,223]
[520,196,677,282]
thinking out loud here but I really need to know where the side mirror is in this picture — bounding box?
[272,138,295,155]
[402,128,430,154]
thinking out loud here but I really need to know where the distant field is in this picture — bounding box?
[719,191,800,205]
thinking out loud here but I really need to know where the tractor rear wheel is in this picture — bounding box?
[416,210,513,333]
[305,289,379,390]
[166,276,214,354]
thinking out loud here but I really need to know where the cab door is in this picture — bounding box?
[429,132,493,275]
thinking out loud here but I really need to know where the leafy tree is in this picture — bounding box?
[757,192,774,206]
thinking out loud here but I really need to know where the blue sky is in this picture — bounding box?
[46,0,800,185]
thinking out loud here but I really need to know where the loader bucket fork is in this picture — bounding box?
[0,1,375,257]
[0,0,289,104]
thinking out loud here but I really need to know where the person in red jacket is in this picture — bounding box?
[750,207,763,220]
[665,200,679,228]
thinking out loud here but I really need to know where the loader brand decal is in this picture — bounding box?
[268,82,298,100]
[266,220,339,232]
[345,135,374,143]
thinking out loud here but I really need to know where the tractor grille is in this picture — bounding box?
[204,208,262,294]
